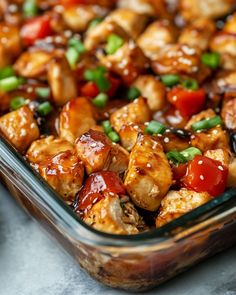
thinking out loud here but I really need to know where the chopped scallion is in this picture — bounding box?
[10,97,26,110]
[191,115,223,132]
[37,101,52,116]
[161,74,180,87]
[127,87,141,101]
[0,66,15,80]
[108,131,120,143]
[92,93,108,108]
[68,37,86,54]
[102,120,113,134]
[105,34,124,55]
[179,147,202,161]
[35,87,50,99]
[201,52,220,69]
[23,0,38,18]
[84,66,110,92]
[182,79,198,90]
[166,150,187,165]
[0,76,21,92]
[145,121,166,135]
[89,18,103,29]
[65,47,80,69]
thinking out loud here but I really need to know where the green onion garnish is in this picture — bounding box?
[127,87,141,101]
[179,147,202,161]
[108,131,120,143]
[89,17,103,29]
[182,79,198,90]
[92,93,108,108]
[0,66,15,80]
[84,66,110,92]
[0,76,21,92]
[201,52,220,69]
[191,115,223,132]
[10,97,26,110]
[35,87,50,99]
[166,150,187,165]
[102,120,113,134]
[37,101,53,116]
[68,38,86,54]
[23,0,38,18]
[65,47,80,69]
[161,74,180,87]
[145,121,166,135]
[105,34,124,55]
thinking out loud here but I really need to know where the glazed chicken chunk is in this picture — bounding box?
[124,134,173,211]
[156,189,212,227]
[0,106,39,152]
[39,150,84,205]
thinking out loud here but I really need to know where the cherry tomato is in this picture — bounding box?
[81,81,100,98]
[167,87,206,117]
[21,16,52,46]
[183,155,228,197]
[76,171,126,213]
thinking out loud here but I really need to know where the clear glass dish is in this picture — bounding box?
[1,135,236,291]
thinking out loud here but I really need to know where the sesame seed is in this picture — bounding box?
[198,160,203,165]
[164,137,170,143]
[200,175,204,180]
[218,165,224,171]
[146,163,151,168]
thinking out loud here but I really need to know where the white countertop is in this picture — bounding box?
[0,183,236,295]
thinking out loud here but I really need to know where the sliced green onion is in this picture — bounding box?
[161,74,180,87]
[166,150,187,165]
[0,66,15,80]
[108,131,120,143]
[35,87,50,99]
[191,115,223,132]
[102,120,113,134]
[10,97,26,110]
[68,38,86,54]
[180,147,202,161]
[23,0,38,18]
[182,79,198,90]
[105,34,124,55]
[37,101,53,116]
[127,87,141,101]
[65,47,80,69]
[0,76,21,92]
[201,52,220,69]
[92,93,108,108]
[84,66,110,92]
[145,120,166,135]
[89,17,103,29]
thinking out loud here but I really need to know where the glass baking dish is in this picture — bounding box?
[1,135,236,292]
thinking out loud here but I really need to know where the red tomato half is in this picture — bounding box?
[183,155,228,197]
[21,16,52,46]
[76,171,126,213]
[168,87,206,117]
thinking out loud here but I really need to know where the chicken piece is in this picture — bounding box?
[185,109,216,130]
[84,19,129,51]
[132,75,166,111]
[152,44,210,82]
[124,134,173,211]
[191,127,229,153]
[0,23,21,59]
[156,189,212,227]
[224,12,236,34]
[180,0,234,21]
[227,157,236,187]
[161,132,190,152]
[204,149,230,167]
[14,50,53,78]
[210,33,236,70]
[62,5,101,32]
[118,0,155,16]
[47,56,77,106]
[110,97,151,132]
[119,123,144,151]
[38,150,84,205]
[137,20,177,60]
[221,98,236,130]
[0,45,10,68]
[59,97,96,143]
[75,129,129,175]
[98,41,148,85]
[0,106,39,153]
[178,18,216,51]
[83,194,143,234]
[26,136,74,166]
[107,8,148,40]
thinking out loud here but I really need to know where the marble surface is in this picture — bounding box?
[0,183,236,295]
